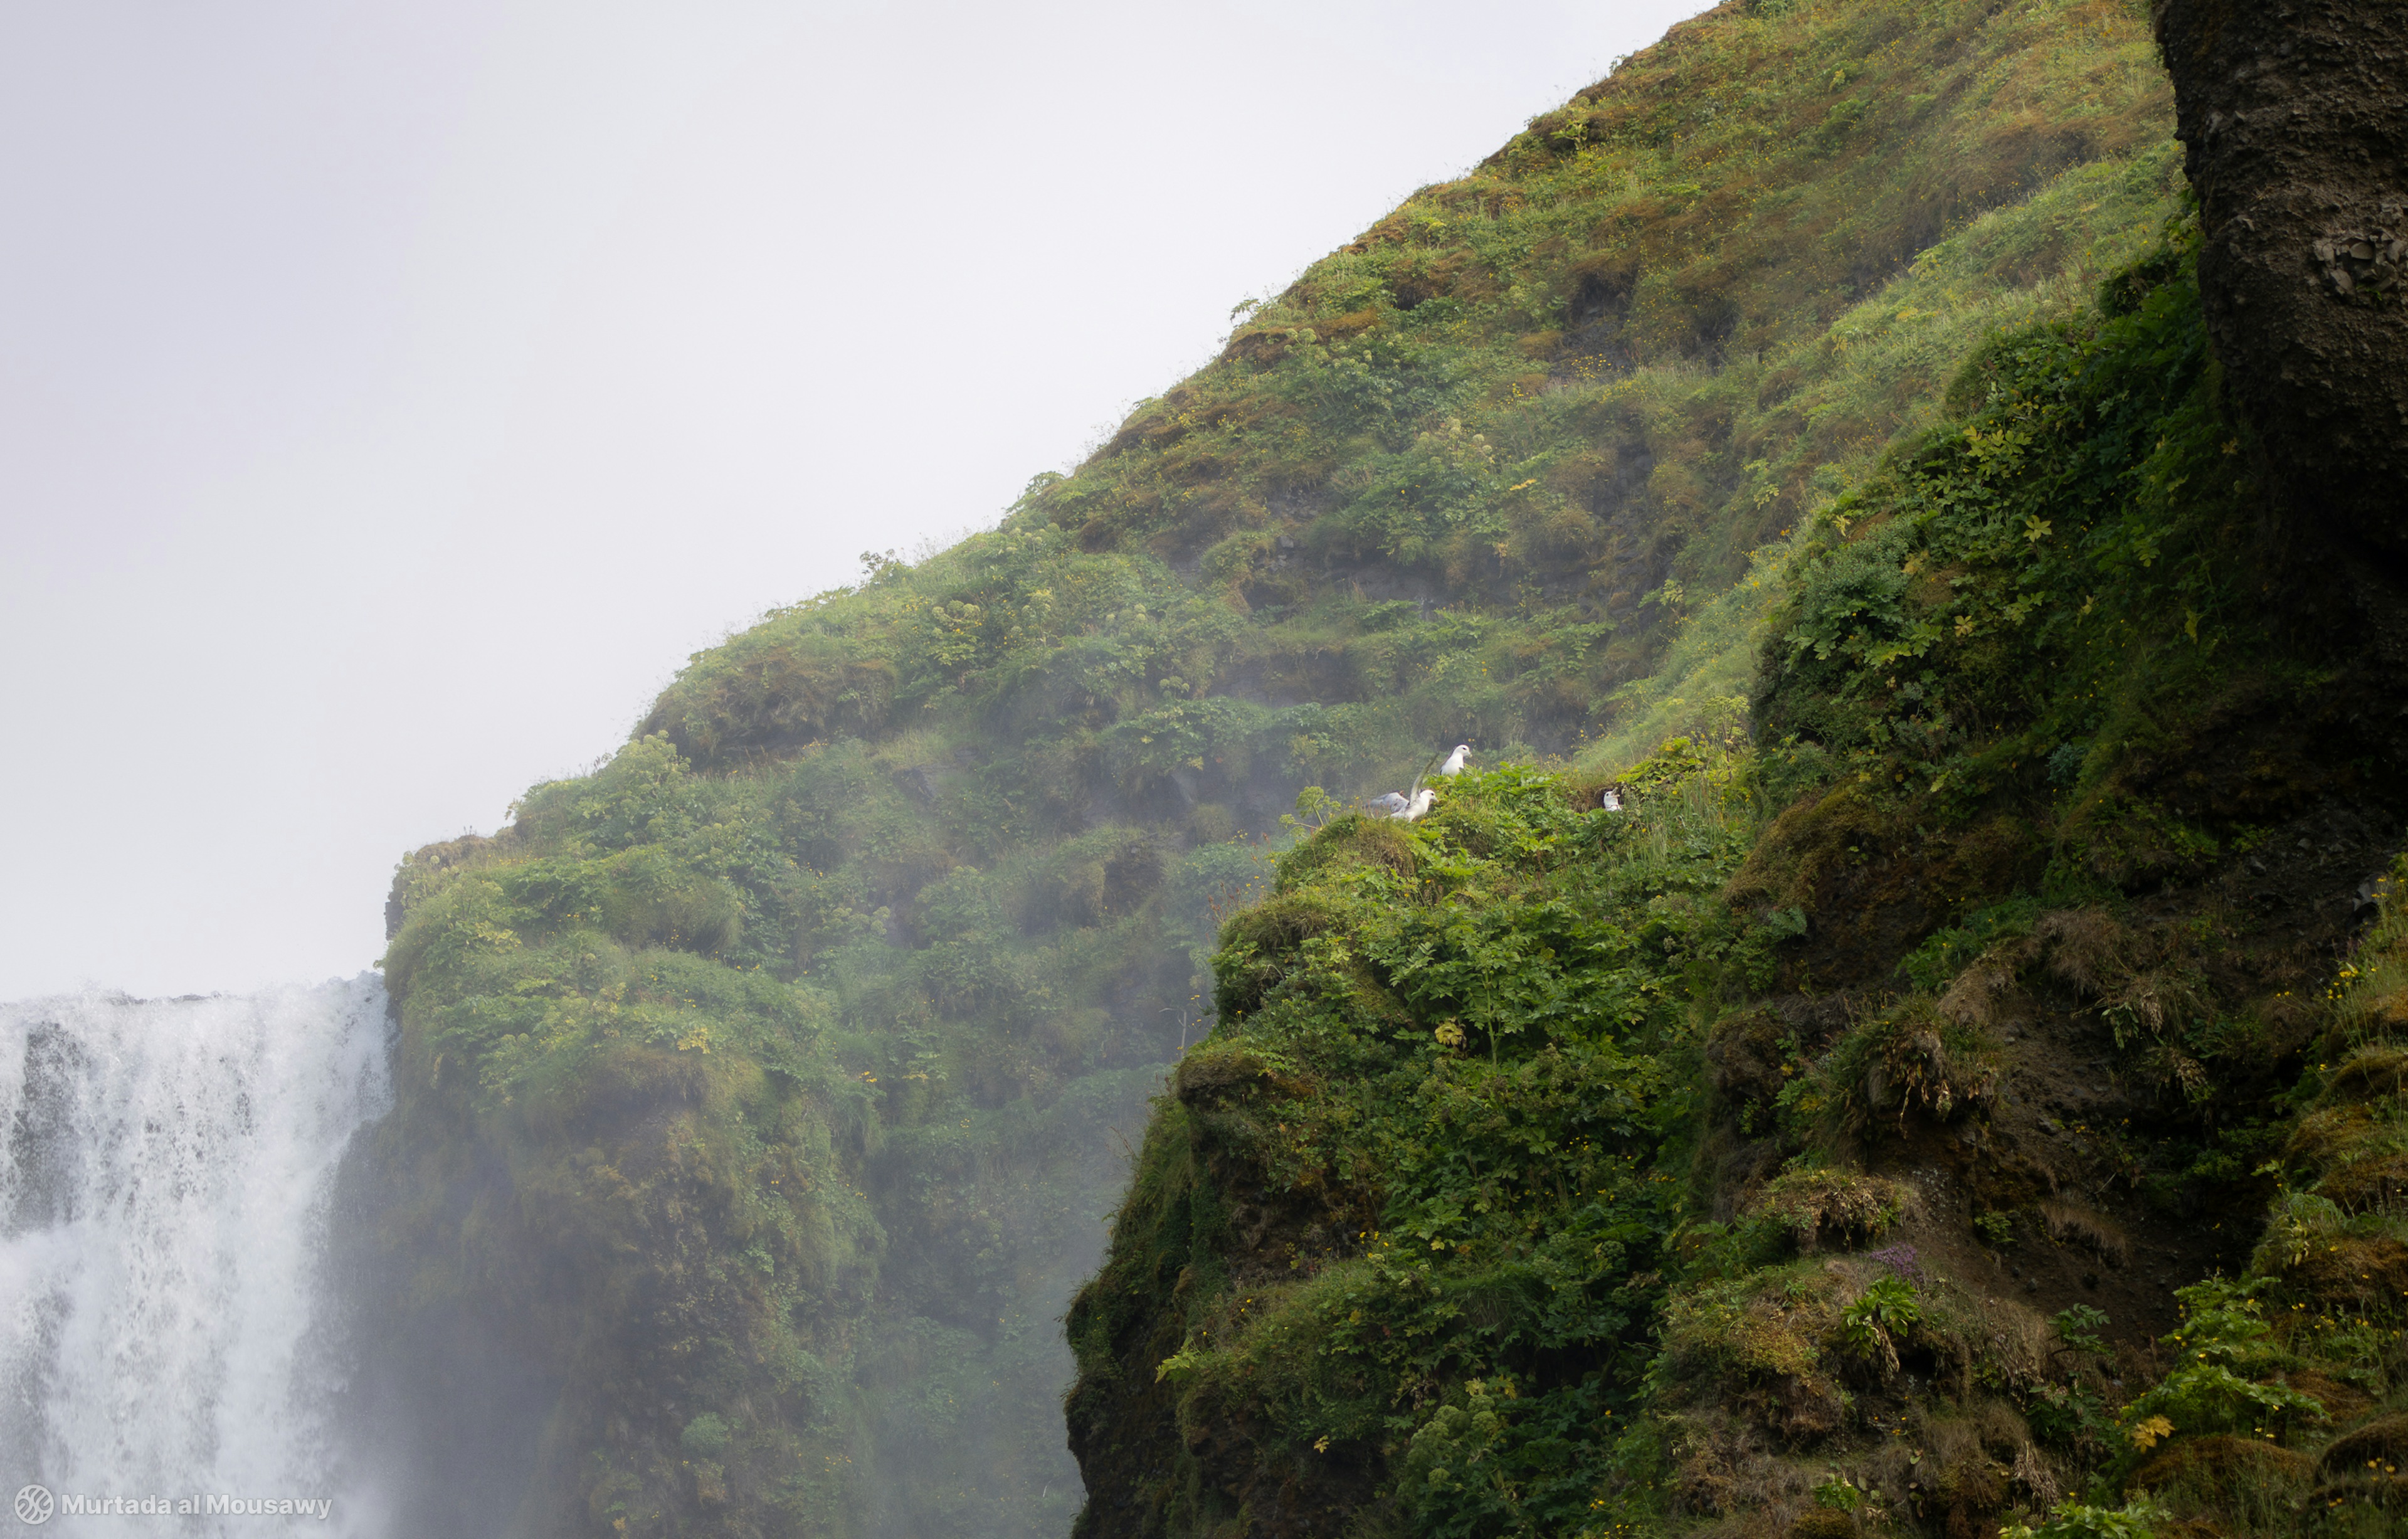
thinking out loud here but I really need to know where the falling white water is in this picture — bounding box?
[0,978,391,1535]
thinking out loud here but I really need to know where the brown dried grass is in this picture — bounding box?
[2039,1201,2131,1266]
[2036,909,2136,996]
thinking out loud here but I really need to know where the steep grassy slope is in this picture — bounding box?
[1066,231,2408,1537]
[1065,203,2408,1539]
[361,4,2190,1536]
[642,0,2175,783]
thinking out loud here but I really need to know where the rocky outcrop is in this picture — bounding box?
[2153,1,2408,564]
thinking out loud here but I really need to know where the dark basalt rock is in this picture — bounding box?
[2153,1,2408,573]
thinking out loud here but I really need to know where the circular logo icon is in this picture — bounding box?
[13,1485,53,1526]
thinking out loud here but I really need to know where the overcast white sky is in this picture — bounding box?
[0,0,1710,1000]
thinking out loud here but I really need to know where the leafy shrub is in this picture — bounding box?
[679,1413,731,1457]
[2002,1497,2167,1539]
[1839,1274,1923,1374]
[2119,1279,2326,1441]
[2052,1304,2111,1357]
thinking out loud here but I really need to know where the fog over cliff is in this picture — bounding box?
[0,0,1706,1003]
[0,5,1710,1535]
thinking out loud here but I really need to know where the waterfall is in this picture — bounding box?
[0,979,391,1534]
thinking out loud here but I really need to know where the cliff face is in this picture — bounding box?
[1062,6,2408,1539]
[1070,233,2408,1538]
[2152,0,2408,562]
[1063,753,1755,1538]
[355,3,2212,1536]
[2148,0,2408,799]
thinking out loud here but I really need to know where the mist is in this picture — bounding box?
[0,0,1707,1000]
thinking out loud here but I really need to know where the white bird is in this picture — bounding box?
[1600,788,1623,812]
[1436,744,1471,777]
[1402,788,1436,822]
[1365,791,1411,818]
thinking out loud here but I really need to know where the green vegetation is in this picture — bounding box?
[374,727,1178,1536]
[642,0,2180,792]
[1064,752,1766,1538]
[1065,216,2408,1533]
[367,3,2408,1536]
